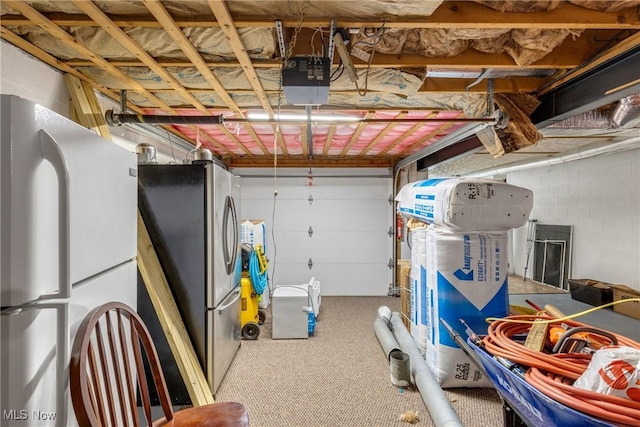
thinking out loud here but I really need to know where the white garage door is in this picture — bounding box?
[238,170,393,296]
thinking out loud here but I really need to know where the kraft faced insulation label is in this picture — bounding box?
[396,177,533,231]
[412,226,509,388]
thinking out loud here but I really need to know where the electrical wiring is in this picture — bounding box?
[351,23,386,97]
[482,314,640,425]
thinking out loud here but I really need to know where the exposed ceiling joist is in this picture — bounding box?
[2,0,639,171]
[2,2,638,30]
[206,0,287,156]
[359,112,408,157]
[70,0,240,157]
[141,0,269,156]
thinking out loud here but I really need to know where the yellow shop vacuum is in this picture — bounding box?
[240,244,268,340]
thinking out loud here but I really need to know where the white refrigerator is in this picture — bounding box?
[0,95,138,426]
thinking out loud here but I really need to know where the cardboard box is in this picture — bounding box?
[568,279,613,307]
[398,260,412,328]
[611,285,640,320]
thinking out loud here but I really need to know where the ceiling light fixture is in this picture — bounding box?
[247,112,362,122]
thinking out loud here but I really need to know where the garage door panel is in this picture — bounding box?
[240,174,391,296]
[308,263,391,296]
[309,232,390,264]
[308,178,391,200]
[271,231,311,262]
[271,200,314,231]
[271,263,391,296]
[308,199,391,231]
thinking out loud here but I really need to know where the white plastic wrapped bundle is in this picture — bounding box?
[420,226,510,388]
[396,177,533,231]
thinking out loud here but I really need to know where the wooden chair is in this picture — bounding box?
[70,302,249,427]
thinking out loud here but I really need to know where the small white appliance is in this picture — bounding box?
[271,286,311,340]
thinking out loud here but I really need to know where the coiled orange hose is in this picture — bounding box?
[482,315,640,426]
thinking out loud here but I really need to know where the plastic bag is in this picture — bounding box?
[573,346,640,401]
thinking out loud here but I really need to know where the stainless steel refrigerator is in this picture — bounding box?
[137,162,241,403]
[0,95,138,426]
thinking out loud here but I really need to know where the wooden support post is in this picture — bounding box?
[64,73,112,141]
[136,210,215,405]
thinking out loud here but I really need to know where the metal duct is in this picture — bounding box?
[612,93,640,127]
[546,109,615,129]
[389,311,463,427]
[541,93,640,130]
[426,68,555,79]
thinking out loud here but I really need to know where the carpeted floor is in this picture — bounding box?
[215,296,503,427]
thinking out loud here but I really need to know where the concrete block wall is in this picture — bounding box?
[508,147,640,291]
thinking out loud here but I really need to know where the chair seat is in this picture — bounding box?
[153,402,249,427]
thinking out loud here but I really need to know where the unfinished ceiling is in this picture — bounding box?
[1,0,640,171]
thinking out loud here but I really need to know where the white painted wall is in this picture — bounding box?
[508,147,640,291]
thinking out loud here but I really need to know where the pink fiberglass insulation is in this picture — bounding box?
[145,108,468,158]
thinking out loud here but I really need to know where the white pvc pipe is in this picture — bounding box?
[389,311,463,427]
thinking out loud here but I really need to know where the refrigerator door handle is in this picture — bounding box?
[229,195,239,274]
[39,130,71,300]
[222,195,238,275]
[215,286,241,312]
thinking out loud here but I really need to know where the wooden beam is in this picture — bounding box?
[3,2,638,29]
[207,0,287,156]
[420,77,547,93]
[61,29,605,71]
[301,123,308,158]
[64,74,112,140]
[340,112,374,157]
[323,124,337,156]
[377,112,439,156]
[426,1,640,30]
[396,115,464,157]
[137,211,215,406]
[141,0,269,156]
[358,112,408,157]
[71,0,240,156]
[227,156,395,168]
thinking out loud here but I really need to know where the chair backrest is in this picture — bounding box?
[70,302,175,427]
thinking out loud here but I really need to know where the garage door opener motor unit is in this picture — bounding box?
[282,56,330,105]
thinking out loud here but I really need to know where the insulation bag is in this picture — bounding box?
[396,177,533,231]
[418,226,509,388]
[410,228,429,355]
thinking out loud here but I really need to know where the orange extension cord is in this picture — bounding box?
[482,315,640,426]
